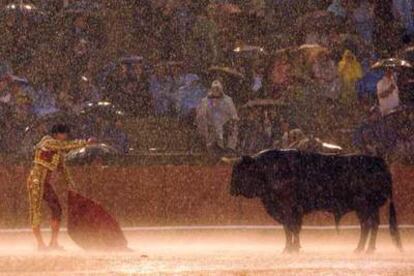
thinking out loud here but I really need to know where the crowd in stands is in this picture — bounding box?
[1,0,414,160]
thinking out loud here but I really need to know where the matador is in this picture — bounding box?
[27,124,92,251]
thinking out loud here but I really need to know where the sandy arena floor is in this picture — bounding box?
[0,227,414,275]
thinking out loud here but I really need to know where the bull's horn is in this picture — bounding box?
[220,157,241,164]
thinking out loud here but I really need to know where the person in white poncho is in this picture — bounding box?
[376,69,400,116]
[196,80,239,154]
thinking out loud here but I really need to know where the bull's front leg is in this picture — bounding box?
[283,217,303,253]
[366,210,380,254]
[292,224,302,253]
[355,213,370,253]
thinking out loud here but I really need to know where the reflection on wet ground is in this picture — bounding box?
[1,227,414,275]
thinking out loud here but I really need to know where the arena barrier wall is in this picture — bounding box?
[0,163,413,228]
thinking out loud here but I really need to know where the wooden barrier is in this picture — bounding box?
[0,163,413,228]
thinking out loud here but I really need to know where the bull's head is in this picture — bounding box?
[227,156,266,198]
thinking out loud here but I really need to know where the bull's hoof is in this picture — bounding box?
[396,246,404,253]
[353,247,364,254]
[365,247,376,254]
[282,246,300,254]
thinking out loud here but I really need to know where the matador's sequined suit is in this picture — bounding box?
[27,136,87,227]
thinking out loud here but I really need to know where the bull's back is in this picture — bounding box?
[254,150,391,190]
[255,150,392,209]
[300,153,392,208]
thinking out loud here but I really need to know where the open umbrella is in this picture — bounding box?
[271,44,330,65]
[0,2,47,30]
[371,58,413,70]
[63,1,101,14]
[67,189,130,251]
[119,55,144,65]
[66,143,119,165]
[294,44,330,62]
[399,46,414,63]
[234,45,266,54]
[77,101,125,135]
[220,3,242,14]
[1,2,46,19]
[208,66,245,79]
[242,98,284,109]
[79,101,125,121]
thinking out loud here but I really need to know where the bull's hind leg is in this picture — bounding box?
[292,229,301,253]
[366,209,380,254]
[292,218,303,253]
[355,212,370,253]
[283,225,294,253]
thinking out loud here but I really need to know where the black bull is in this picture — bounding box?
[229,150,403,253]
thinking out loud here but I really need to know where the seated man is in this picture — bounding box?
[196,80,239,155]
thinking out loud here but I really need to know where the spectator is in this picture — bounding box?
[392,0,414,38]
[312,54,341,101]
[190,4,220,71]
[149,64,175,115]
[196,80,239,154]
[327,0,347,19]
[102,120,129,154]
[250,62,264,98]
[68,6,106,49]
[169,63,186,112]
[376,69,400,116]
[171,0,196,59]
[27,80,60,117]
[338,49,363,106]
[282,128,308,149]
[350,1,374,43]
[356,68,384,106]
[239,108,272,154]
[72,76,102,114]
[353,107,380,153]
[373,0,401,54]
[57,79,75,113]
[148,62,184,116]
[276,118,292,148]
[268,54,293,99]
[239,108,260,154]
[106,60,152,117]
[118,80,153,117]
[177,73,207,119]
[0,67,13,104]
[396,67,414,105]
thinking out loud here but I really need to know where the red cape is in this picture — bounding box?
[67,190,129,251]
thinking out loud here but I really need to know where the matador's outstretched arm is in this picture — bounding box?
[42,139,88,152]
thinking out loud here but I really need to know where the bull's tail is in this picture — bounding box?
[385,164,403,251]
[389,200,403,251]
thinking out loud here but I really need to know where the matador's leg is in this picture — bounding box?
[43,180,63,249]
[27,165,49,250]
[62,165,75,188]
[27,166,48,228]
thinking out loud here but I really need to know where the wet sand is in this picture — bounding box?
[1,227,414,275]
